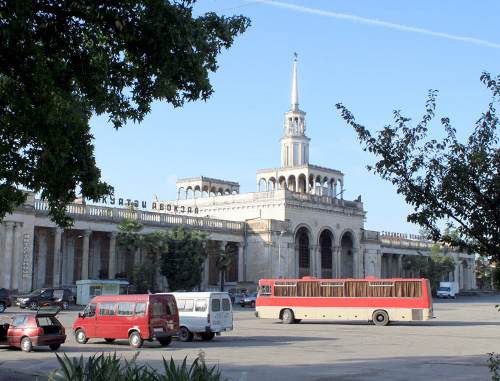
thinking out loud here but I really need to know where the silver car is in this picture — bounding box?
[239,292,257,308]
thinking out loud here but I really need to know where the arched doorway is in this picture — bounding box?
[319,230,333,278]
[296,227,310,278]
[340,233,354,278]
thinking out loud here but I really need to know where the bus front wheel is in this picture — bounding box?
[372,310,389,326]
[281,309,295,324]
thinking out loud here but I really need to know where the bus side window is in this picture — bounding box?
[99,302,116,316]
[117,302,135,316]
[135,302,147,316]
[195,299,207,312]
[177,299,186,312]
[259,285,272,296]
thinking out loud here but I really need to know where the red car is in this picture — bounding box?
[0,304,66,352]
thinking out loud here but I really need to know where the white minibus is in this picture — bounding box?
[169,292,233,341]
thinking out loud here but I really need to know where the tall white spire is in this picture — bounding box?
[281,53,310,167]
[292,52,299,110]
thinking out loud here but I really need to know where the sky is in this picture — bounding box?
[89,0,500,236]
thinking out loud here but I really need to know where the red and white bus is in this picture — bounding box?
[255,276,433,326]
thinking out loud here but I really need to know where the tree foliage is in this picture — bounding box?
[211,243,236,292]
[337,72,500,260]
[425,246,456,291]
[132,260,157,294]
[402,254,428,277]
[159,224,209,291]
[1,0,250,227]
[116,219,144,253]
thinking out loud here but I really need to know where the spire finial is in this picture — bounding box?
[292,53,298,110]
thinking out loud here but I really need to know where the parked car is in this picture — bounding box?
[239,292,258,308]
[0,304,66,352]
[0,288,12,313]
[15,288,75,310]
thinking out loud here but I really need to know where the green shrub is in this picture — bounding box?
[47,351,225,381]
[489,353,500,381]
[160,351,224,381]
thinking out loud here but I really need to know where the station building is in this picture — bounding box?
[0,59,476,294]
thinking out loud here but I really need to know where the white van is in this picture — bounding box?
[170,292,233,342]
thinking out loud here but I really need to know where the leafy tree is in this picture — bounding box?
[476,256,493,289]
[424,245,456,291]
[212,244,236,292]
[116,219,144,253]
[336,72,500,261]
[159,224,209,291]
[402,255,428,278]
[1,0,250,227]
[141,231,167,292]
[132,260,157,294]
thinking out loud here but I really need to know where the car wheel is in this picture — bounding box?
[239,303,245,308]
[21,337,33,352]
[49,343,61,350]
[178,327,194,342]
[75,329,88,344]
[200,332,215,341]
[373,310,389,326]
[104,338,115,343]
[281,309,294,324]
[28,301,38,310]
[250,301,255,308]
[159,337,172,346]
[129,331,143,348]
[0,302,5,313]
[62,301,69,310]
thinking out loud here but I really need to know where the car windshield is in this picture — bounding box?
[28,289,44,296]
[438,287,450,291]
[250,292,257,297]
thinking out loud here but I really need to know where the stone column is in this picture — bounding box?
[65,236,75,285]
[81,230,91,280]
[2,222,15,289]
[396,254,402,278]
[219,241,227,287]
[353,247,359,278]
[134,248,141,264]
[108,232,117,280]
[237,242,244,282]
[11,222,23,290]
[52,228,63,287]
[312,245,320,278]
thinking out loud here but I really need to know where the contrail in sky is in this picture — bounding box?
[265,1,500,49]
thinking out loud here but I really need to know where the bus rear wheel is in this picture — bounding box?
[281,309,295,324]
[129,331,143,348]
[373,310,389,326]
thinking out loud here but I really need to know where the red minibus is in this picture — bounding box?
[255,277,433,326]
[73,294,179,348]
